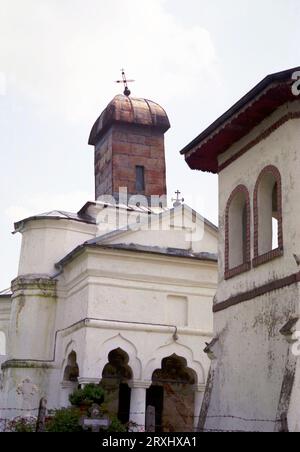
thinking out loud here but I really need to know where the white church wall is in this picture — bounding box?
[0,332,6,356]
[17,219,96,276]
[188,225,218,255]
[37,246,217,414]
[9,277,57,360]
[0,296,11,357]
[107,228,191,250]
[55,279,90,331]
[56,248,217,332]
[0,365,56,417]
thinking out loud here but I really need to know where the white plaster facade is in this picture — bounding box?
[182,68,300,433]
[206,100,300,432]
[0,202,217,431]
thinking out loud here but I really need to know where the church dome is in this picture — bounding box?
[88,94,170,145]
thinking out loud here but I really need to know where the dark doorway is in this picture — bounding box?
[118,383,131,424]
[146,385,164,432]
[100,348,133,426]
[151,355,196,432]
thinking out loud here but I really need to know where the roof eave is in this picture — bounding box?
[180,66,300,173]
[14,213,95,232]
[180,66,300,157]
[55,242,218,270]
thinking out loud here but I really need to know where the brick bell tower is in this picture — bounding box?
[88,93,170,204]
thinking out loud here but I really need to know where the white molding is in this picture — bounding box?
[59,319,213,339]
[78,377,100,385]
[129,380,152,389]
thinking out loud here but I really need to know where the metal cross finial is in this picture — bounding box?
[115,69,135,97]
[172,190,184,208]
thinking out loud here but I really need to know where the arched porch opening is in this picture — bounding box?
[63,351,79,382]
[61,351,80,407]
[146,354,197,432]
[100,348,133,425]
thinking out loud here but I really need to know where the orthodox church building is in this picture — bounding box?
[182,66,300,432]
[0,91,218,432]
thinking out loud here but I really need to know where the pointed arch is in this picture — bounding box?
[97,334,142,380]
[143,342,205,384]
[61,340,80,380]
[63,351,79,382]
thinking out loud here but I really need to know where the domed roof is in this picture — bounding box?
[88,95,170,145]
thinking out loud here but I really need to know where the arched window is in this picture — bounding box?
[253,166,283,267]
[0,331,6,356]
[225,185,251,279]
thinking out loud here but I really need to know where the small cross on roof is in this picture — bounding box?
[115,69,135,97]
[172,190,184,207]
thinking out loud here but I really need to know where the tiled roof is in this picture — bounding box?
[14,210,95,231]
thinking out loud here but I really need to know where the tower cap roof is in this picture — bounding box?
[89,94,170,145]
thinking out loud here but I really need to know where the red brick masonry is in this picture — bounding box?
[225,185,251,280]
[253,165,283,267]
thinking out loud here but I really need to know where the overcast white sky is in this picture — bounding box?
[0,0,299,289]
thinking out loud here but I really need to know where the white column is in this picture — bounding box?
[194,384,206,431]
[60,381,78,407]
[129,380,151,432]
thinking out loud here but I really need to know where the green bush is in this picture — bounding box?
[46,408,82,432]
[69,384,105,407]
[106,416,127,433]
[8,417,36,432]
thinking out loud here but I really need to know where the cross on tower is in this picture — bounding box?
[115,69,135,97]
[172,190,184,207]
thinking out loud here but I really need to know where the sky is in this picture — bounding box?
[0,0,299,290]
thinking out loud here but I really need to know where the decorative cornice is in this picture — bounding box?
[1,359,56,370]
[214,271,300,313]
[11,276,57,297]
[219,111,300,173]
